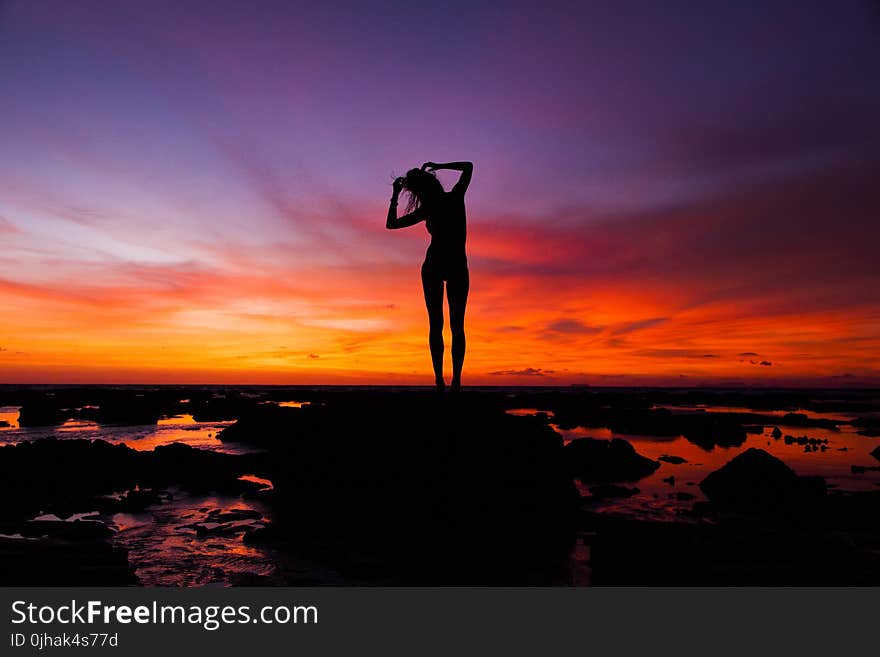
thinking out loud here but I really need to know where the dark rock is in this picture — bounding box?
[781,413,838,430]
[851,465,880,474]
[565,438,660,483]
[95,488,168,513]
[217,404,302,445]
[771,426,783,439]
[675,492,696,501]
[587,484,639,500]
[658,455,687,464]
[194,524,251,537]
[17,402,71,427]
[853,416,880,437]
[662,475,676,486]
[0,438,259,521]
[0,535,137,585]
[227,395,580,583]
[871,446,880,462]
[228,572,276,586]
[86,398,163,425]
[242,526,274,545]
[15,519,114,540]
[680,416,748,449]
[206,509,263,522]
[699,448,826,513]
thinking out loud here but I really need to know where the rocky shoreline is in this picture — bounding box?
[1,386,878,585]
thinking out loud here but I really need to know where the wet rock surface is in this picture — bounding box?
[0,436,266,585]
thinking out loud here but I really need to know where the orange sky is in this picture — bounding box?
[2,171,878,386]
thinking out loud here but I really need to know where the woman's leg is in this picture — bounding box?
[421,263,445,390]
[447,267,469,391]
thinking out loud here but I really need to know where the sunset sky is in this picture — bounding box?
[1,1,878,385]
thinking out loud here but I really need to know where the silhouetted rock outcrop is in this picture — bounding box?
[564,438,660,483]
[220,394,580,583]
[0,535,137,586]
[17,401,71,427]
[700,448,826,513]
[855,416,880,437]
[0,438,259,520]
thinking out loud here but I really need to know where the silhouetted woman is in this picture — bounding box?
[386,161,473,392]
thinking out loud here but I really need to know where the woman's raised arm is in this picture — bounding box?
[422,161,473,195]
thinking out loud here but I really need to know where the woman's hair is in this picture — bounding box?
[401,168,444,214]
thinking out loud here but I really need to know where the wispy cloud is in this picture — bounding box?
[489,368,556,377]
[545,319,603,335]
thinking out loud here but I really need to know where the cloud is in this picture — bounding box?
[633,349,722,359]
[489,368,556,377]
[308,353,319,359]
[546,319,603,335]
[612,317,667,335]
[0,216,20,233]
[647,57,879,184]
[738,352,760,357]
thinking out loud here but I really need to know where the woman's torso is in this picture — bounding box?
[424,190,467,268]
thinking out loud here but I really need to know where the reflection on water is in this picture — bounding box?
[653,404,854,423]
[0,406,20,430]
[0,413,247,454]
[507,404,880,522]
[108,488,279,586]
[58,419,101,432]
[158,413,198,426]
[33,512,100,522]
[506,408,545,417]
[239,474,273,490]
[0,409,275,584]
[0,409,269,583]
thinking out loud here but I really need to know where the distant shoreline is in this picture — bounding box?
[1,383,879,391]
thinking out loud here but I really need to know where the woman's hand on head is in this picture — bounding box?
[393,176,405,193]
